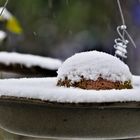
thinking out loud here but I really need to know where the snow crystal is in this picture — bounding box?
[0,52,62,70]
[0,76,139,103]
[57,51,132,83]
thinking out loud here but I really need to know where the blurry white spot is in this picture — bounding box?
[33,32,37,36]
[0,30,7,43]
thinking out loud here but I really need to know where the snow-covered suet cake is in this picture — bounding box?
[57,51,132,90]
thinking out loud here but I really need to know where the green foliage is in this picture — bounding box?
[5,0,116,34]
[0,0,119,56]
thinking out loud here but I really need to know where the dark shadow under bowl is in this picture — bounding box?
[0,63,57,77]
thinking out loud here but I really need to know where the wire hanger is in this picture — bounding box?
[114,0,136,59]
[0,0,9,16]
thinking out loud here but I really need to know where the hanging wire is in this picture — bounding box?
[0,0,9,16]
[114,0,136,59]
[117,0,125,25]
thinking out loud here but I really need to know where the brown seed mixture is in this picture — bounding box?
[57,77,132,90]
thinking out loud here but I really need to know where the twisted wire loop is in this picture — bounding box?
[114,0,136,60]
[114,25,129,59]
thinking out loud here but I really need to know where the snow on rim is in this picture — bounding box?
[0,76,139,103]
[57,51,132,83]
[0,52,62,70]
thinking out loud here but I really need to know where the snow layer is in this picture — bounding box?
[57,51,132,83]
[0,52,62,70]
[0,76,139,103]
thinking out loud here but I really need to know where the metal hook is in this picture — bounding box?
[114,0,136,60]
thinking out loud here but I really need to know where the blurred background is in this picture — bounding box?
[0,0,139,74]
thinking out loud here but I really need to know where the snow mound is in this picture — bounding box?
[57,51,132,83]
[0,52,62,70]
